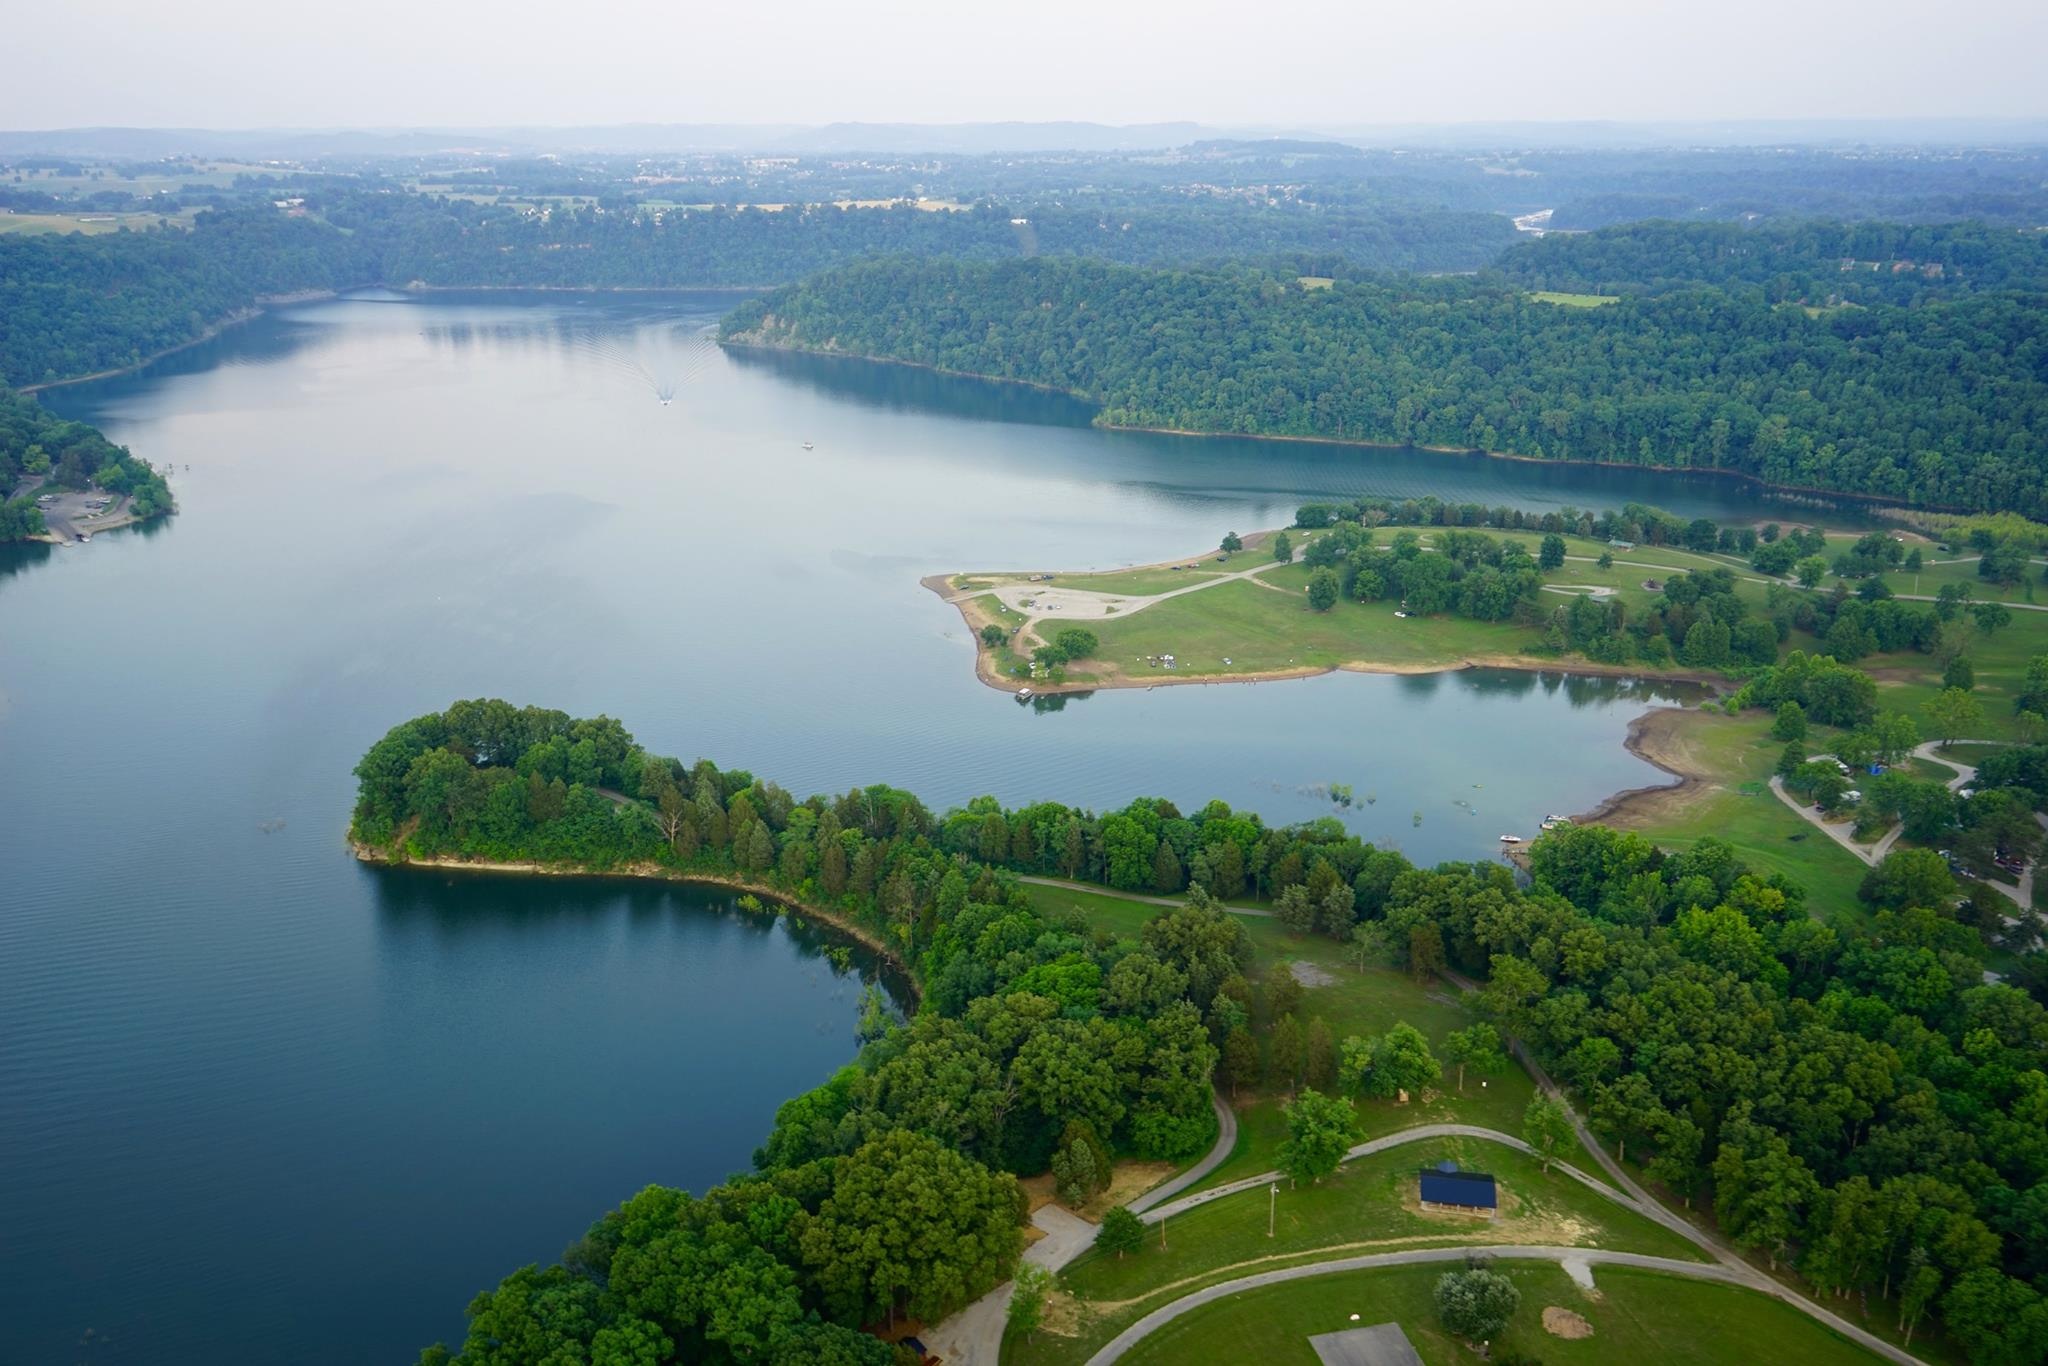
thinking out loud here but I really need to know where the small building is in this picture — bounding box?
[1608,538,1635,551]
[1418,1160,1497,1216]
[1309,1323,1425,1366]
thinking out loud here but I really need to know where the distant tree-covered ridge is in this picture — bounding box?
[0,207,367,386]
[362,698,2048,1365]
[0,385,171,541]
[1496,218,2048,306]
[0,191,1511,387]
[723,253,2048,517]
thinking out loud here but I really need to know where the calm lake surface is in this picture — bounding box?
[0,291,1819,1362]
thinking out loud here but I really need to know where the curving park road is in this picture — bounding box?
[1091,1110,1926,1366]
[1135,1122,1631,1228]
[920,1090,1238,1366]
[1127,1092,1238,1215]
[1080,1245,1907,1366]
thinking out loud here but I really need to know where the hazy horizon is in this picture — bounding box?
[8,0,2044,132]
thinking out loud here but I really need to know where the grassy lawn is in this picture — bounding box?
[1861,608,2048,742]
[1013,1143,1708,1366]
[1527,290,1622,307]
[1297,276,1336,290]
[0,211,164,235]
[1603,710,1875,920]
[1036,563,1235,597]
[1045,530,1781,687]
[1020,881,1192,939]
[1071,1137,1707,1301]
[1066,1262,1893,1366]
[1076,577,1547,678]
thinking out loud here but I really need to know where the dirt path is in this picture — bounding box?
[1017,875,1270,917]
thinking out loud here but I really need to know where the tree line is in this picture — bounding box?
[0,189,1509,388]
[353,700,1226,1364]
[1493,218,2048,308]
[358,697,2048,1364]
[724,254,2048,517]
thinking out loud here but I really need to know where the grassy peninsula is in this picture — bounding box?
[943,497,2048,922]
[359,699,2045,1366]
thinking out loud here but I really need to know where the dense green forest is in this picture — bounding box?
[1497,219,2048,306]
[724,254,2048,516]
[0,207,366,384]
[359,700,2048,1365]
[0,384,172,539]
[0,192,1509,386]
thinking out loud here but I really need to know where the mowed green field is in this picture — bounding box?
[0,211,177,235]
[1527,290,1621,307]
[1094,1262,1889,1366]
[1065,1135,1705,1303]
[1054,529,1787,685]
[1603,710,1875,919]
[1008,1141,1707,1366]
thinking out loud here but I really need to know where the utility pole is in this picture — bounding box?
[1269,1182,1278,1238]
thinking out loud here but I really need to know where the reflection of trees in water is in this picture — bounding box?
[0,513,175,590]
[1458,667,1708,709]
[726,345,1099,427]
[364,865,913,1008]
[0,540,56,586]
[1021,691,1093,715]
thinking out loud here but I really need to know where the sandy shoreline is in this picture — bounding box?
[349,841,918,995]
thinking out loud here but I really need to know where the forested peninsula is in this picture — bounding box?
[357,700,2048,1365]
[721,229,2048,517]
[0,385,172,542]
[0,195,1508,389]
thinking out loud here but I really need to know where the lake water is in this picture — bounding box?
[0,291,1810,1362]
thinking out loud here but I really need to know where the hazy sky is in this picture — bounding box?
[9,0,2045,130]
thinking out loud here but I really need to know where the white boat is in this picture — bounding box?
[802,441,814,450]
[1498,834,1523,844]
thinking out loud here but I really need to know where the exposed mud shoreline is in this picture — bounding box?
[1568,707,1712,827]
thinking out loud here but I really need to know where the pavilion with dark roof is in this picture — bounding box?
[1417,1160,1497,1216]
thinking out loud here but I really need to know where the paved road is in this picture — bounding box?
[1768,770,1883,866]
[1081,1244,1926,1366]
[1136,1123,1630,1227]
[1767,744,2036,909]
[923,1088,1241,1364]
[1128,1092,1238,1214]
[921,1203,1100,1366]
